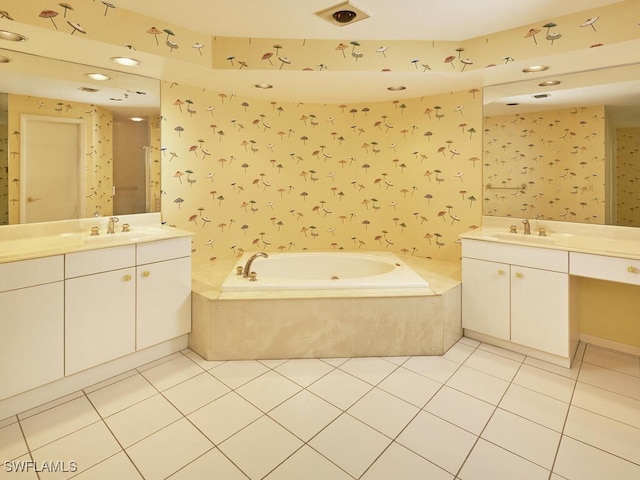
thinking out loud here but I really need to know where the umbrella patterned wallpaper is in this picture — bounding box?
[161,84,483,264]
[483,106,607,223]
[6,93,114,223]
[0,125,7,224]
[617,127,640,226]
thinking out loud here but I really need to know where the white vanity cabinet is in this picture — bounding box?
[462,239,570,358]
[64,246,137,375]
[0,257,64,399]
[136,237,192,350]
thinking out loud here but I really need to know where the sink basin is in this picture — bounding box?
[491,232,557,245]
[81,229,162,245]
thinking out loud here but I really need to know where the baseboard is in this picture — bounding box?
[579,334,640,357]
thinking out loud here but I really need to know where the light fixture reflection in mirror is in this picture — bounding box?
[0,48,160,226]
[483,63,640,228]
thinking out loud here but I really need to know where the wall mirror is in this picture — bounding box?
[483,63,640,227]
[0,48,160,225]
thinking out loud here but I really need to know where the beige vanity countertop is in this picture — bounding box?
[460,216,640,260]
[0,213,193,264]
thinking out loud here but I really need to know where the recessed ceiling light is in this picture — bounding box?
[522,65,549,73]
[0,56,11,63]
[316,1,370,27]
[86,72,111,81]
[130,117,145,122]
[387,86,406,91]
[0,30,27,42]
[538,80,561,87]
[111,57,141,66]
[333,10,357,23]
[254,83,273,89]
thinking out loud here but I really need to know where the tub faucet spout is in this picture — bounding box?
[522,218,531,235]
[243,252,268,277]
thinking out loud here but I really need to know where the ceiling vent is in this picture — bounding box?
[315,1,370,27]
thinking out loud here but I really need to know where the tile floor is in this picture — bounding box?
[1,337,639,479]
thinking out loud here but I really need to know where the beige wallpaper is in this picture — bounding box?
[616,127,640,227]
[0,118,7,225]
[483,106,606,223]
[161,84,483,264]
[7,94,113,223]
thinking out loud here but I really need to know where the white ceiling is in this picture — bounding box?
[121,0,624,41]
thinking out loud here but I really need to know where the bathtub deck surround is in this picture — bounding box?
[460,216,640,368]
[191,254,461,361]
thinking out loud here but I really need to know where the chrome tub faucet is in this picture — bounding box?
[243,252,268,277]
[522,218,531,235]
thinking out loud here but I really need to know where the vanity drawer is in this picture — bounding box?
[570,252,640,285]
[65,245,136,278]
[462,239,568,272]
[0,256,64,292]
[137,237,191,265]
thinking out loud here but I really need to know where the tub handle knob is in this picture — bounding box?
[249,271,257,282]
[627,266,639,274]
[236,266,244,276]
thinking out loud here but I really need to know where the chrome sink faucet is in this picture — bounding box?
[522,218,531,235]
[243,252,268,277]
[107,216,119,234]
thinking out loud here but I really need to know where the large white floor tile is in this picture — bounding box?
[309,414,391,478]
[481,408,560,469]
[167,448,247,480]
[339,357,398,385]
[139,355,204,391]
[377,366,442,407]
[564,406,640,464]
[553,436,640,480]
[512,364,576,403]
[219,416,303,480]
[348,387,419,438]
[274,358,334,387]
[571,382,640,428]
[20,397,101,450]
[524,355,581,380]
[31,422,121,479]
[126,418,213,480]
[445,365,509,405]
[0,422,28,463]
[442,341,476,364]
[464,348,522,381]
[207,360,270,389]
[499,383,569,432]
[459,438,549,480]
[578,362,640,400]
[162,372,230,414]
[187,391,263,444]
[583,345,640,377]
[424,386,494,435]
[182,350,227,370]
[264,445,352,480]
[72,452,142,480]
[236,370,301,412]
[104,394,182,448]
[87,373,156,418]
[477,342,526,362]
[268,390,341,441]
[402,356,460,384]
[362,442,454,480]
[0,454,39,479]
[307,369,372,410]
[396,411,476,475]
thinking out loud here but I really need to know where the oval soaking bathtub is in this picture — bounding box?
[221,251,430,291]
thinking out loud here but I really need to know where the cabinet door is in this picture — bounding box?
[510,266,569,357]
[0,282,64,399]
[65,268,136,375]
[462,257,510,340]
[137,256,191,350]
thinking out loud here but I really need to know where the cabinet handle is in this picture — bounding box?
[122,274,132,282]
[142,271,151,278]
[497,269,505,275]
[627,266,639,274]
[514,272,524,279]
